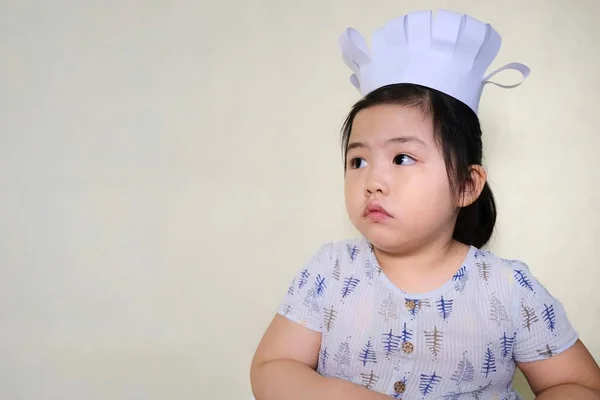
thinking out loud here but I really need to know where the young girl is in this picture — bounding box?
[250,9,600,400]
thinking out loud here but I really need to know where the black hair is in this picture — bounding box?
[341,83,496,248]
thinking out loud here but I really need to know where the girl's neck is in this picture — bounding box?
[372,238,470,295]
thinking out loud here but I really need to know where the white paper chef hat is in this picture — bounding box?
[339,9,530,113]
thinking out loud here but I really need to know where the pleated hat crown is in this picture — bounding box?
[339,10,530,113]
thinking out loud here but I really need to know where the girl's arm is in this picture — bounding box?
[250,314,391,400]
[518,340,600,399]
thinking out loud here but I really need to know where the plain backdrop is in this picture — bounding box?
[1,0,599,399]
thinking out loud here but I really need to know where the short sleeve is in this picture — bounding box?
[276,243,333,333]
[511,263,579,363]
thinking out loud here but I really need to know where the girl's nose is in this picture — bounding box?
[365,169,389,196]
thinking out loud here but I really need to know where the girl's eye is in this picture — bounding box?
[350,157,367,169]
[393,154,416,166]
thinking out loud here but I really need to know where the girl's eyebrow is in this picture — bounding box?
[347,136,427,151]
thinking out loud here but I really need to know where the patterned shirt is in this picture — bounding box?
[277,237,578,399]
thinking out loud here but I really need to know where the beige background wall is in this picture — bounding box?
[1,0,598,399]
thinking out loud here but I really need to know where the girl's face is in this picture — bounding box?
[344,104,459,254]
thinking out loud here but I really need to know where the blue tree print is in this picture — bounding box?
[514,269,534,291]
[400,322,413,343]
[287,277,296,296]
[314,274,326,297]
[453,266,466,281]
[382,329,403,356]
[346,244,360,262]
[341,276,360,298]
[452,266,468,292]
[500,332,515,359]
[298,268,310,289]
[419,372,442,397]
[481,347,497,378]
[542,304,557,332]
[358,339,377,366]
[319,346,329,372]
[474,249,488,259]
[436,296,454,321]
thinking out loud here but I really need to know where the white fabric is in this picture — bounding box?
[339,9,530,113]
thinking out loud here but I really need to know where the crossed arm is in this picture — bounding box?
[251,315,600,399]
[518,339,600,399]
[251,315,390,400]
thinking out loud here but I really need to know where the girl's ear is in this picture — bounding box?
[459,165,487,208]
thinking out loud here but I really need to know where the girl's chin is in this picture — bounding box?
[357,226,405,249]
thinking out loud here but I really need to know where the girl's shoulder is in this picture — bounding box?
[293,237,369,274]
[470,248,578,363]
[294,237,376,285]
[327,236,372,259]
[307,236,372,258]
[466,246,538,292]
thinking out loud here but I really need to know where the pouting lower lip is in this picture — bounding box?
[364,205,391,218]
[364,208,391,219]
[364,211,391,222]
